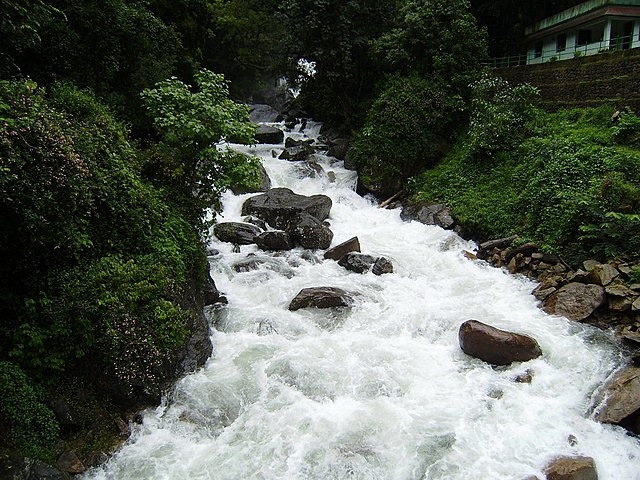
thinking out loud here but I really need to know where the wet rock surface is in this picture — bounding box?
[241,188,332,230]
[543,455,598,480]
[324,236,361,260]
[213,222,263,245]
[254,125,284,144]
[289,287,355,311]
[458,320,543,366]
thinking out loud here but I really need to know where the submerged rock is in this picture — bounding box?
[543,455,598,480]
[543,283,605,321]
[241,187,332,229]
[338,253,376,274]
[213,222,262,245]
[289,286,354,311]
[458,320,542,366]
[372,257,394,275]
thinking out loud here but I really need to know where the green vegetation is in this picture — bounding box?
[410,94,640,264]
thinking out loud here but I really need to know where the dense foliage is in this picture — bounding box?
[411,98,640,264]
[347,75,464,196]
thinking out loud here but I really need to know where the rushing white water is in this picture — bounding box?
[87,121,640,480]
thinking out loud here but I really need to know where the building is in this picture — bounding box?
[525,0,640,64]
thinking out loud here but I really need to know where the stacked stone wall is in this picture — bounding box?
[496,48,640,111]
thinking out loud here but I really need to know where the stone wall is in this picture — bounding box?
[495,48,640,111]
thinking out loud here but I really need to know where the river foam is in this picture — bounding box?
[86,121,640,480]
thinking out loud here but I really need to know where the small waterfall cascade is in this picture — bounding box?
[86,120,640,480]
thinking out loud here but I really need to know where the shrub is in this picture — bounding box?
[346,74,464,195]
[0,362,59,460]
[465,73,539,157]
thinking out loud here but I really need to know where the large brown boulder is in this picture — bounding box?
[289,287,354,311]
[543,456,598,480]
[458,320,543,366]
[543,283,606,321]
[594,366,640,424]
[241,188,332,229]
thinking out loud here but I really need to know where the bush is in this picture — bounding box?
[411,105,640,264]
[0,362,59,460]
[465,74,539,157]
[347,74,464,196]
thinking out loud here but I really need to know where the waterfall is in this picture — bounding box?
[85,121,640,480]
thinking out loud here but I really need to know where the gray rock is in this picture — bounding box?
[400,202,456,230]
[254,230,294,251]
[279,143,315,161]
[248,104,281,123]
[241,188,332,229]
[326,138,350,160]
[287,212,334,249]
[203,273,226,306]
[543,283,606,321]
[543,455,598,480]
[213,222,262,245]
[594,366,640,424]
[458,320,542,366]
[372,257,394,275]
[289,286,354,311]
[338,253,376,274]
[255,125,284,144]
[324,237,361,260]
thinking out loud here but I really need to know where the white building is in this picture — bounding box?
[526,0,640,64]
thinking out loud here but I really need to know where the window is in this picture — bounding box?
[534,41,543,58]
[556,33,567,52]
[577,29,592,46]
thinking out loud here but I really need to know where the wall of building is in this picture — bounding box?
[495,47,640,111]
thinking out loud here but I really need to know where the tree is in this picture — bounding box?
[373,0,487,90]
[141,69,258,223]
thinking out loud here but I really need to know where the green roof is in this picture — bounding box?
[526,0,640,35]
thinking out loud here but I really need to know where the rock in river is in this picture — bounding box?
[289,287,354,311]
[241,187,332,229]
[458,320,542,366]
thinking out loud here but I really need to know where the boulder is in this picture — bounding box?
[543,283,606,321]
[57,450,85,474]
[254,230,294,251]
[289,286,354,311]
[372,257,394,275]
[203,273,226,306]
[255,125,284,144]
[338,253,377,273]
[287,212,334,249]
[285,137,314,148]
[458,320,543,366]
[248,104,281,123]
[230,161,271,194]
[589,263,620,286]
[504,242,538,264]
[400,202,456,230]
[594,366,640,424]
[241,188,332,229]
[543,456,598,480]
[324,236,361,260]
[279,143,315,161]
[326,138,351,160]
[213,222,262,245]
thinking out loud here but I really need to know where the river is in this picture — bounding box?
[86,121,640,479]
